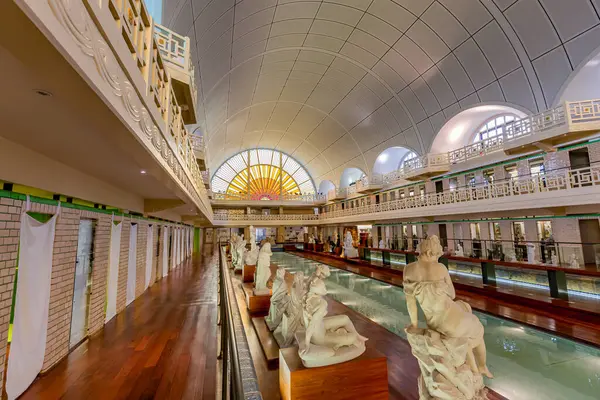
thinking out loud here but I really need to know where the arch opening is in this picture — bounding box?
[318,180,336,195]
[340,167,365,189]
[429,105,529,153]
[372,147,415,175]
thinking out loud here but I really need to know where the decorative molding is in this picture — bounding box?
[46,0,210,218]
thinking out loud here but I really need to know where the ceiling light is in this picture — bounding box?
[140,170,147,174]
[34,89,53,97]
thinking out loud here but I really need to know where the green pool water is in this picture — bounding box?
[271,252,600,400]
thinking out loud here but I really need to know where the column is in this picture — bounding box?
[277,226,285,243]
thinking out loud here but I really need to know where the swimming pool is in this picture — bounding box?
[271,252,600,400]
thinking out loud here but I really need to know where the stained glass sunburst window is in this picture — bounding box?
[211,149,316,199]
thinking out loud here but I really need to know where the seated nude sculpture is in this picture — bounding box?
[343,231,359,258]
[296,265,367,368]
[274,271,305,347]
[254,242,273,295]
[265,267,289,331]
[403,236,492,400]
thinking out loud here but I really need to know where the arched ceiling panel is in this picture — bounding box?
[163,0,600,182]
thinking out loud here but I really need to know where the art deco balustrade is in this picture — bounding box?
[213,213,320,222]
[211,192,325,203]
[321,165,600,220]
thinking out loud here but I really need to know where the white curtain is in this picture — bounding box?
[162,227,169,277]
[126,224,137,305]
[105,221,122,323]
[144,225,153,290]
[6,213,57,400]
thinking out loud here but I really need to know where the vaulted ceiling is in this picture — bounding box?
[162,0,600,186]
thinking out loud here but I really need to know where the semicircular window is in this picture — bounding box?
[211,149,316,199]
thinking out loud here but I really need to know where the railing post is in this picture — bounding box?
[548,270,569,300]
[481,261,497,286]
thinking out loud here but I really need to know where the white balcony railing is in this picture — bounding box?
[504,104,566,143]
[211,192,326,203]
[213,213,320,222]
[321,165,600,220]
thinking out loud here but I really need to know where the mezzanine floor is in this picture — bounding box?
[21,250,218,400]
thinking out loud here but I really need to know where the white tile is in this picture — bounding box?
[234,0,276,22]
[233,7,274,40]
[325,0,373,11]
[232,25,270,56]
[458,92,480,109]
[266,34,306,50]
[454,39,496,89]
[421,2,468,49]
[304,34,345,52]
[499,67,538,112]
[477,81,505,103]
[504,0,561,59]
[474,21,521,78]
[317,2,364,26]
[340,42,379,68]
[372,60,407,93]
[400,88,427,122]
[392,0,435,16]
[331,57,367,81]
[532,46,573,105]
[492,0,516,11]
[360,74,394,103]
[367,0,416,32]
[565,24,600,68]
[347,30,390,58]
[310,20,354,41]
[384,98,413,130]
[428,111,447,135]
[539,0,599,42]
[437,53,475,100]
[394,36,434,74]
[274,1,320,21]
[406,20,450,64]
[422,66,457,108]
[357,13,402,46]
[382,49,420,83]
[297,50,335,66]
[270,19,312,37]
[437,0,492,34]
[410,78,441,116]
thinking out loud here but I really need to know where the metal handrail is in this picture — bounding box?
[218,242,262,399]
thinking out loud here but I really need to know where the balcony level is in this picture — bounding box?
[503,100,600,155]
[154,24,197,124]
[327,188,347,201]
[356,174,383,193]
[211,193,326,207]
[402,153,451,181]
[192,135,208,171]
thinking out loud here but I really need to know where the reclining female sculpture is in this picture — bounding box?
[265,267,289,330]
[254,241,273,295]
[403,235,492,400]
[274,271,305,347]
[297,264,367,368]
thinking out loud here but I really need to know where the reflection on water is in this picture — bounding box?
[273,252,600,400]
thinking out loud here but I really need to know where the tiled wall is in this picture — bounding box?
[0,197,194,383]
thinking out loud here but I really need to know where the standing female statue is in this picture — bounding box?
[403,235,492,399]
[265,267,289,330]
[274,271,305,347]
[254,242,273,295]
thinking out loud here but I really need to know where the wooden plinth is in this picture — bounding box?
[242,283,271,315]
[251,317,280,369]
[243,264,256,283]
[234,268,242,275]
[279,345,388,400]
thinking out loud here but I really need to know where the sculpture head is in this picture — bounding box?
[417,235,443,262]
[315,264,330,279]
[309,278,327,296]
[276,266,286,280]
[260,242,272,254]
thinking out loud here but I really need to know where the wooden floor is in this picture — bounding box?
[21,250,218,400]
[292,251,600,348]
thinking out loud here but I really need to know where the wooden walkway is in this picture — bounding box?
[21,250,218,400]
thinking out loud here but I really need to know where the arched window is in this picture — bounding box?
[399,151,417,169]
[211,149,315,199]
[473,114,517,142]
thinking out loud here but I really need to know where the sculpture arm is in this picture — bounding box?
[406,294,419,328]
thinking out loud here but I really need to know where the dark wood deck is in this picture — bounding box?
[21,250,218,400]
[292,250,600,348]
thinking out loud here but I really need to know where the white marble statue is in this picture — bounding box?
[296,265,367,368]
[244,227,259,266]
[343,231,359,258]
[379,239,386,249]
[265,267,289,331]
[254,242,273,295]
[404,236,492,400]
[527,243,538,264]
[233,234,246,271]
[308,234,315,244]
[551,253,559,266]
[230,233,239,267]
[569,253,580,268]
[275,271,306,347]
[455,243,464,257]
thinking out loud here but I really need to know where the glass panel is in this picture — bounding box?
[70,219,95,348]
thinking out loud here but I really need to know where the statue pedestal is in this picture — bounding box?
[279,345,388,400]
[243,264,256,283]
[252,317,280,369]
[242,283,271,315]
